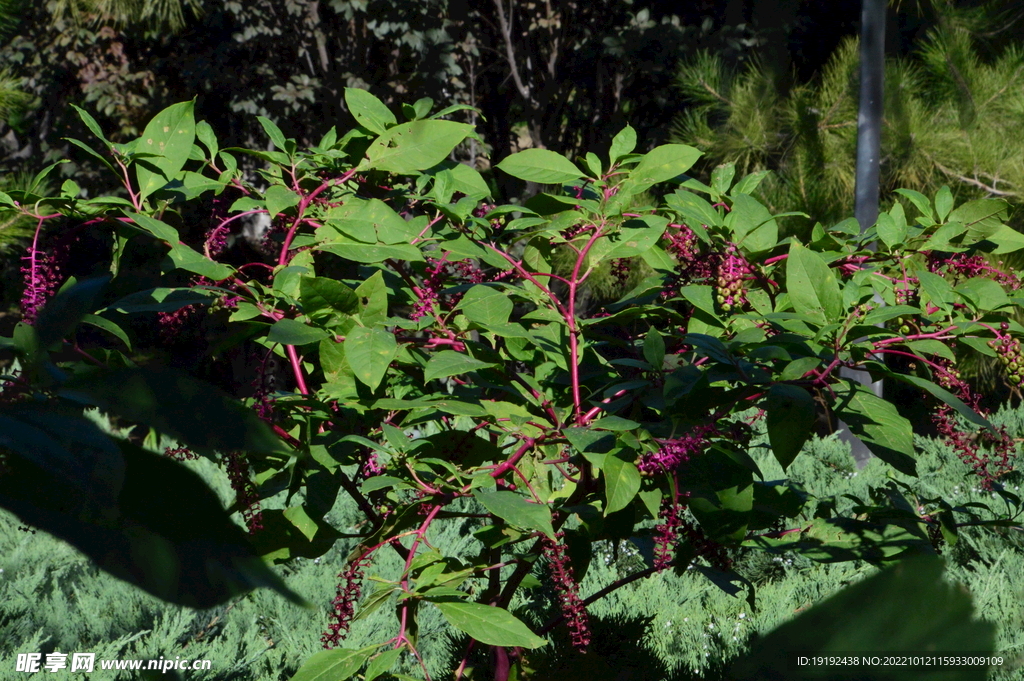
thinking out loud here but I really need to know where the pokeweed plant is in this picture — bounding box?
[0,89,1018,679]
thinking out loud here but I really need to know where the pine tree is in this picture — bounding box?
[672,2,1024,230]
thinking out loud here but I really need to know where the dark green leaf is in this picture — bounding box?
[456,285,513,326]
[833,383,916,475]
[34,276,109,349]
[265,184,301,218]
[423,351,497,383]
[60,367,287,456]
[474,490,554,538]
[257,115,288,152]
[608,125,636,164]
[731,556,992,680]
[624,144,702,191]
[267,319,330,346]
[603,453,641,515]
[766,384,816,470]
[434,602,547,649]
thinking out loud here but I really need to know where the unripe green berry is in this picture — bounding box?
[899,325,910,335]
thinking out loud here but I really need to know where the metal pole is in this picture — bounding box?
[839,0,886,466]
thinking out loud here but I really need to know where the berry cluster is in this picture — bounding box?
[893,276,919,306]
[638,424,714,475]
[989,322,1024,385]
[714,244,751,312]
[543,535,591,651]
[224,450,263,533]
[164,445,198,461]
[20,236,73,325]
[653,499,683,571]
[321,554,372,649]
[928,252,1021,290]
[933,359,1015,487]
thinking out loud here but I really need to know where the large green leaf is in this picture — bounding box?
[34,276,109,350]
[786,241,843,323]
[323,198,416,245]
[456,285,513,326]
[344,326,397,391]
[300,277,360,318]
[164,243,235,280]
[833,382,916,475]
[345,87,397,135]
[731,556,993,680]
[602,453,641,516]
[135,100,196,200]
[267,318,330,346]
[60,367,287,456]
[474,490,554,538]
[0,440,304,609]
[364,120,475,174]
[265,184,301,218]
[316,241,425,264]
[289,646,376,681]
[434,602,547,649]
[766,384,816,470]
[623,144,701,191]
[728,193,778,252]
[495,148,584,184]
[608,125,637,164]
[423,350,497,383]
[102,287,221,314]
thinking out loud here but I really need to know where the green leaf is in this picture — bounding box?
[449,162,491,200]
[728,193,778,252]
[102,287,220,313]
[267,319,330,346]
[81,314,132,350]
[833,383,916,475]
[364,120,475,174]
[0,439,305,609]
[323,198,415,245]
[609,125,637,164]
[434,602,547,649]
[354,271,389,326]
[643,327,665,368]
[457,285,513,326]
[125,211,180,243]
[917,270,955,313]
[136,101,196,199]
[766,384,816,470]
[265,184,301,218]
[70,104,111,147]
[423,350,497,383]
[711,163,736,196]
[60,367,287,456]
[935,185,953,221]
[883,373,990,430]
[731,170,770,197]
[495,148,584,184]
[257,115,289,152]
[603,454,641,515]
[623,144,702,191]
[365,649,403,681]
[665,189,722,228]
[34,276,109,350]
[894,188,933,220]
[289,646,376,681]
[344,326,397,391]
[786,241,842,323]
[731,556,993,679]
[195,120,218,159]
[875,211,906,249]
[300,277,359,318]
[983,224,1024,254]
[955,277,1010,311]
[316,242,424,264]
[474,490,554,538]
[165,243,235,281]
[344,87,397,135]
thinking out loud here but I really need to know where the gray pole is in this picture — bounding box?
[839,0,886,466]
